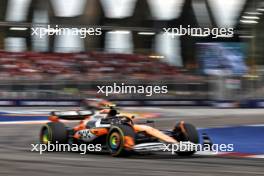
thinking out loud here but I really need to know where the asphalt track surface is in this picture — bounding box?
[0,107,264,176]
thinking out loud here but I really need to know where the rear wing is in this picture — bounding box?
[50,110,94,120]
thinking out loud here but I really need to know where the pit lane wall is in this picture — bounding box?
[0,99,264,108]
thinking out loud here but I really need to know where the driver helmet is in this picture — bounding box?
[107,109,117,117]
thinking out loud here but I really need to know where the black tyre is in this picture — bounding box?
[40,122,68,144]
[107,125,135,157]
[173,122,199,156]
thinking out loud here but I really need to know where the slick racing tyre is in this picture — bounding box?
[107,125,135,157]
[40,122,68,144]
[173,122,199,156]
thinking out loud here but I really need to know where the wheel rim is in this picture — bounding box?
[109,132,121,150]
[42,128,49,144]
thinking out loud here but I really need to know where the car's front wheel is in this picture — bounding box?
[107,125,135,157]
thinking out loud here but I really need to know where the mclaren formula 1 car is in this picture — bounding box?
[40,107,199,157]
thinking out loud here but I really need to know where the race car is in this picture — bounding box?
[40,107,199,157]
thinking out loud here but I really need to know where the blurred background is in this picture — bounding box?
[0,0,263,104]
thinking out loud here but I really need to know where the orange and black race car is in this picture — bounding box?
[40,106,200,157]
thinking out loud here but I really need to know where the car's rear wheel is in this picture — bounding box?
[107,125,135,157]
[40,122,68,144]
[173,122,199,156]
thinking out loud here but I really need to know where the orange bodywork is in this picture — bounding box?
[133,124,178,143]
[74,121,86,131]
[90,128,108,136]
[73,133,81,139]
[73,115,91,131]
[124,136,135,149]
